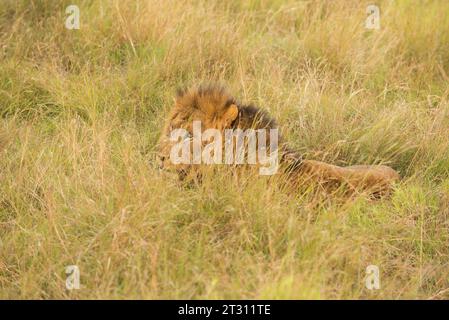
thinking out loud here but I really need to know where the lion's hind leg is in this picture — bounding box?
[298,160,399,197]
[343,165,400,197]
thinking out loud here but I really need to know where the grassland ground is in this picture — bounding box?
[0,0,448,299]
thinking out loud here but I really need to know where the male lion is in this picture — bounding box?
[157,84,399,197]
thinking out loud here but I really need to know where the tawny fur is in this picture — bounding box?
[158,85,400,197]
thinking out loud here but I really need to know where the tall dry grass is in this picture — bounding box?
[0,0,448,299]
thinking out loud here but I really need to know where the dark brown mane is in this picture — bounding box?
[232,104,278,130]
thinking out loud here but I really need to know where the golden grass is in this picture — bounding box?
[0,0,448,299]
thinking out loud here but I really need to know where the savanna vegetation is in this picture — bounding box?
[0,0,448,299]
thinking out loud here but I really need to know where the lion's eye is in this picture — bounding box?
[184,132,192,139]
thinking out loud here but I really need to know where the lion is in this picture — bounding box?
[157,84,400,197]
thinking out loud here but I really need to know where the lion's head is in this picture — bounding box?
[157,85,239,174]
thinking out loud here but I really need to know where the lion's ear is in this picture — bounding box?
[223,104,238,126]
